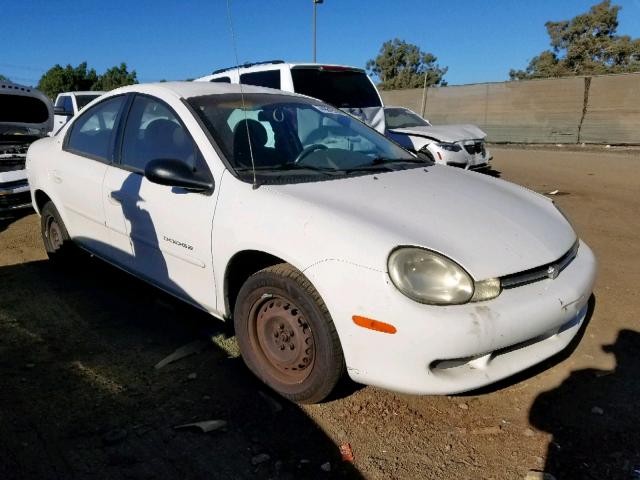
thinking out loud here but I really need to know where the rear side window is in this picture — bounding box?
[210,76,231,83]
[120,95,200,172]
[66,96,125,162]
[291,68,381,108]
[239,70,281,90]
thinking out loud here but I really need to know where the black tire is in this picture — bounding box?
[234,263,345,404]
[40,201,76,262]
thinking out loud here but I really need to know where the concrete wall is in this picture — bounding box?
[380,72,640,144]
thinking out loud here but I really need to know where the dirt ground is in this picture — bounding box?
[1,147,639,480]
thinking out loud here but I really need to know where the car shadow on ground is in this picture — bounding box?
[529,328,640,479]
[0,258,363,479]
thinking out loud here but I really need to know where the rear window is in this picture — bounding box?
[239,70,281,89]
[210,76,231,83]
[385,108,430,129]
[291,68,381,109]
[75,94,101,110]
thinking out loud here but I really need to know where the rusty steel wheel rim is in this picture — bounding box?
[47,217,63,250]
[248,294,315,384]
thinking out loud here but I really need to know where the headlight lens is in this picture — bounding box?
[388,248,502,305]
[470,277,502,302]
[436,142,462,152]
[388,248,474,305]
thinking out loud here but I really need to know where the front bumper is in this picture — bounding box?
[304,240,596,395]
[431,145,492,169]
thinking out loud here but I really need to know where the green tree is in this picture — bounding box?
[37,62,98,99]
[92,63,137,91]
[0,74,10,82]
[510,0,640,80]
[366,38,447,90]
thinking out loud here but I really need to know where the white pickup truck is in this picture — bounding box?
[52,91,104,135]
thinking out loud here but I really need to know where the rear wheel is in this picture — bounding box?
[234,263,345,403]
[40,201,75,262]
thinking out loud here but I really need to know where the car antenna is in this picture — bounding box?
[226,0,258,189]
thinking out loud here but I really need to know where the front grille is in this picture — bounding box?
[463,141,485,155]
[501,241,579,289]
[0,191,32,209]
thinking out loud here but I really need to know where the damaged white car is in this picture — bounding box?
[385,106,492,169]
[27,82,596,403]
[1,81,52,215]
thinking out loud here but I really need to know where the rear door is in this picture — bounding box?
[102,94,217,311]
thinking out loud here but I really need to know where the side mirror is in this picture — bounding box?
[54,106,73,117]
[144,158,213,193]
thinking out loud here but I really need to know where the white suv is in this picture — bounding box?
[196,60,386,133]
[27,82,596,403]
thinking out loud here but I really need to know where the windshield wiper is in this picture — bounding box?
[342,157,425,175]
[236,164,337,175]
[342,164,395,174]
[372,156,426,165]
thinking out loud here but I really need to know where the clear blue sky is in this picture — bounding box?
[2,0,640,87]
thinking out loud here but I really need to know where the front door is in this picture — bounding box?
[102,94,217,311]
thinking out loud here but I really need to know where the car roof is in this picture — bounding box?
[208,62,365,76]
[109,81,308,100]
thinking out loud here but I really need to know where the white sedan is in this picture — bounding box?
[27,82,596,403]
[385,106,492,169]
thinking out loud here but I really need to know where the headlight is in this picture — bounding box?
[388,247,501,305]
[436,142,462,152]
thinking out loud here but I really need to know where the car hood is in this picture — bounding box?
[0,82,53,135]
[270,166,576,280]
[388,124,486,143]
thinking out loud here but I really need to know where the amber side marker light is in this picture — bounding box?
[352,316,397,334]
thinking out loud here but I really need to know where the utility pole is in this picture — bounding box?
[313,0,324,63]
[420,71,429,117]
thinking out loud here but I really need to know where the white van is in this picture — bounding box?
[195,60,385,133]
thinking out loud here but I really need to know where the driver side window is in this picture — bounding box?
[120,95,199,172]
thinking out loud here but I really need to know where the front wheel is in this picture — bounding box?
[40,201,75,262]
[234,263,345,403]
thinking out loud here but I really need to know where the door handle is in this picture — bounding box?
[51,170,62,183]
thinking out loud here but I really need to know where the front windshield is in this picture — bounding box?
[385,108,431,129]
[188,93,419,182]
